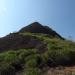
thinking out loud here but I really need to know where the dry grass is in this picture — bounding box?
[44,66,75,75]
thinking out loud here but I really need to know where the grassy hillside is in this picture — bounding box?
[0,32,75,75]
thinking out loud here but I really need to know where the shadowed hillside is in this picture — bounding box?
[0,22,64,51]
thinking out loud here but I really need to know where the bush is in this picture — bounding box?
[25,54,41,68]
[23,68,41,75]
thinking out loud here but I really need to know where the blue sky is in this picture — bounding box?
[0,0,75,40]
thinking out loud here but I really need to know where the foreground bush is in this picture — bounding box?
[23,68,41,75]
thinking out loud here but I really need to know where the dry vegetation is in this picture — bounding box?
[44,66,75,75]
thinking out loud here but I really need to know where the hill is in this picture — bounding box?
[0,22,75,75]
[0,22,64,51]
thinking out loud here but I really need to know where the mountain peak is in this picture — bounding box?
[31,22,42,25]
[28,22,43,28]
[19,22,63,39]
[19,22,44,33]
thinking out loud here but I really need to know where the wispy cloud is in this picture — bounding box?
[0,7,7,16]
[0,0,7,15]
[3,7,7,12]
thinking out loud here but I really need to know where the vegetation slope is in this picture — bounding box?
[0,32,75,75]
[0,22,75,75]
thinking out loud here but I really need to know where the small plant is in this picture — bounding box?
[23,68,41,75]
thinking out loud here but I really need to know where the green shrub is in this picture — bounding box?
[23,68,41,75]
[25,54,40,68]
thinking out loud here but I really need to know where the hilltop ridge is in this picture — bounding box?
[19,22,63,39]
